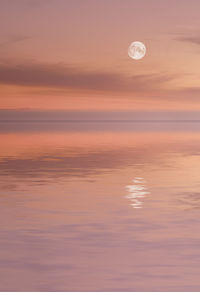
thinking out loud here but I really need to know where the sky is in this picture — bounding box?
[0,0,200,117]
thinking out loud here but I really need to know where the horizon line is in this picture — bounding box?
[1,119,200,123]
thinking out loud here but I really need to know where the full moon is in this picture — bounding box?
[128,41,146,60]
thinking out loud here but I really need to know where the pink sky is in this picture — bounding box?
[0,0,200,112]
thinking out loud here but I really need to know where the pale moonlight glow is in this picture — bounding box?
[128,41,146,60]
[125,177,150,209]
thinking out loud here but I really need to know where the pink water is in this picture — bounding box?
[1,122,200,292]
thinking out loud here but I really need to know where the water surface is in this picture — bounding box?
[1,122,200,292]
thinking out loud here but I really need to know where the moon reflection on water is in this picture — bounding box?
[125,177,150,209]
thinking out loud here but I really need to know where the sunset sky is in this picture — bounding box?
[0,0,200,117]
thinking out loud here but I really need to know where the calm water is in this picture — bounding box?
[1,122,200,292]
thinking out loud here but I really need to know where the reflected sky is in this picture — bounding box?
[1,124,200,291]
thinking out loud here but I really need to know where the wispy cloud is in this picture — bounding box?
[175,35,200,45]
[0,61,176,93]
[0,36,31,48]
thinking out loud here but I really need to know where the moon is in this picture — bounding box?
[128,41,146,60]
